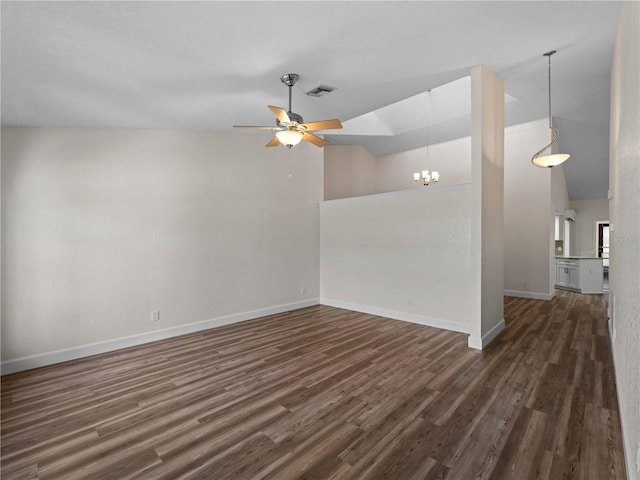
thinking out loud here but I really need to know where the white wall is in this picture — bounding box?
[550,161,573,255]
[550,146,571,287]
[1,128,323,371]
[503,118,566,300]
[324,145,376,200]
[469,65,504,348]
[325,117,568,302]
[325,138,471,199]
[609,2,640,478]
[570,198,609,257]
[374,138,471,193]
[320,186,472,333]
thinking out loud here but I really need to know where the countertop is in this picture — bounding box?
[555,256,603,260]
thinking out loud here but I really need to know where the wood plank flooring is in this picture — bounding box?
[1,290,627,479]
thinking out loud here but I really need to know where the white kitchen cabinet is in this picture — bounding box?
[568,264,580,289]
[555,257,603,294]
[579,259,604,294]
[556,263,569,287]
[556,259,579,289]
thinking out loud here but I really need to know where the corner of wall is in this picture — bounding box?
[609,2,640,478]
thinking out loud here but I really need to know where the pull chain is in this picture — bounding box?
[288,148,292,178]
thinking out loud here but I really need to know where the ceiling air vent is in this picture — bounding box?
[306,85,335,97]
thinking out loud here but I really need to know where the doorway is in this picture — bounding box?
[597,221,609,291]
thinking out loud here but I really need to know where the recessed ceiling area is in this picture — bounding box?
[325,76,518,154]
[0,1,621,200]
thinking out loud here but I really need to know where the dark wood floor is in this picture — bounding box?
[1,290,626,479]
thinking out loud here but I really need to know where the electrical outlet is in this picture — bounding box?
[151,310,160,322]
[636,441,640,473]
[407,298,413,306]
[300,287,306,295]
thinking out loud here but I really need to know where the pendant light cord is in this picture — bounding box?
[426,90,431,165]
[533,54,560,162]
[534,51,560,158]
[531,50,570,167]
[547,52,553,130]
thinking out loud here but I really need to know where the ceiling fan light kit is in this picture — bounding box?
[275,129,303,147]
[233,73,342,149]
[531,50,571,168]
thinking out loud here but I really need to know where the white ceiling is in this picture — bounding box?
[1,1,621,200]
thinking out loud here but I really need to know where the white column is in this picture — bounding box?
[469,65,505,349]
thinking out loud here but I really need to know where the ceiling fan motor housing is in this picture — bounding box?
[277,111,303,128]
[280,73,299,87]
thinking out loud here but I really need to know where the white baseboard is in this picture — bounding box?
[608,327,635,480]
[320,298,470,334]
[1,299,319,375]
[504,290,554,301]
[468,318,506,350]
[617,390,636,480]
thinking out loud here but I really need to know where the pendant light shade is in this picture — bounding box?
[532,152,570,168]
[532,128,570,167]
[532,50,570,168]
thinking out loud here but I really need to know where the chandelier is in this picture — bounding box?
[414,90,440,185]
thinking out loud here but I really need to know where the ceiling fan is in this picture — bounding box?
[233,73,342,148]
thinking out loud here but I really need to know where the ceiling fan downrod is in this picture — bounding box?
[279,74,303,125]
[281,73,299,115]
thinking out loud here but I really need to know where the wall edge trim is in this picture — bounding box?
[1,299,320,375]
[504,289,555,301]
[320,182,472,205]
[468,318,506,350]
[320,297,470,334]
[609,319,635,480]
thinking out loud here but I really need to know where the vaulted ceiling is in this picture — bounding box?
[1,1,621,200]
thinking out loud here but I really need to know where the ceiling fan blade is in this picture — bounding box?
[302,131,329,147]
[265,136,281,147]
[268,105,291,124]
[233,125,279,130]
[300,119,343,131]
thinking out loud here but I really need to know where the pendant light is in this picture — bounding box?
[413,90,440,185]
[532,50,570,168]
